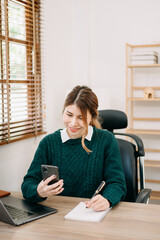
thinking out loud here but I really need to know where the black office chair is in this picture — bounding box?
[99,109,152,203]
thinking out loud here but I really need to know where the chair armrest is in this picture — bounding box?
[136,188,152,204]
[114,132,145,157]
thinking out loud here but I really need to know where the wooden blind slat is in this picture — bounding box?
[0,0,45,145]
[0,116,45,127]
[0,125,44,136]
[0,127,45,140]
[0,131,46,146]
[9,0,41,11]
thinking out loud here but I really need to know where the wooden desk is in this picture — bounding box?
[0,192,160,240]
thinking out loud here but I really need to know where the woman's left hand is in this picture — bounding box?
[84,194,110,211]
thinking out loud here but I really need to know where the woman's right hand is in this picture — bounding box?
[37,175,64,198]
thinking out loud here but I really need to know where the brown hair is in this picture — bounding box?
[63,85,101,153]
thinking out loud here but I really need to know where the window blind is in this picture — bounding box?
[0,0,46,145]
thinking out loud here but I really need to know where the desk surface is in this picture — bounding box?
[0,192,160,240]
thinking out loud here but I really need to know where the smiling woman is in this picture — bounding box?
[63,104,91,139]
[63,85,101,153]
[21,85,127,212]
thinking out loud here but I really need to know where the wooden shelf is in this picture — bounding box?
[126,43,160,190]
[127,43,160,48]
[127,64,160,68]
[127,129,160,135]
[133,86,160,90]
[127,97,160,101]
[145,149,160,153]
[138,160,160,167]
[150,191,160,200]
[144,160,160,168]
[133,117,160,121]
[145,179,160,184]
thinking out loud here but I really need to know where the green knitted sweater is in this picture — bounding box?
[21,127,126,207]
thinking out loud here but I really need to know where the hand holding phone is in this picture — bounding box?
[41,165,59,185]
[37,165,64,198]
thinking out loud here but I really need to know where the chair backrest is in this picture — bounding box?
[117,138,138,202]
[99,109,128,133]
[99,109,141,202]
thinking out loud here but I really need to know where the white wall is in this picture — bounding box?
[0,0,160,192]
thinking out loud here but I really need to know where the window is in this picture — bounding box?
[0,0,46,145]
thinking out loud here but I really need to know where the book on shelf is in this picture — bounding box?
[131,55,158,61]
[130,59,158,65]
[130,51,158,65]
[131,50,158,57]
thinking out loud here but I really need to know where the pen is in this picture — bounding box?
[92,181,106,198]
[85,181,106,209]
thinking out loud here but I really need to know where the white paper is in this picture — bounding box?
[64,202,111,223]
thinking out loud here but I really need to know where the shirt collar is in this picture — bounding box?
[60,125,93,143]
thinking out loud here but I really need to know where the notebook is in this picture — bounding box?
[0,195,58,226]
[64,202,111,223]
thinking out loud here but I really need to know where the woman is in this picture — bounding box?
[21,85,126,211]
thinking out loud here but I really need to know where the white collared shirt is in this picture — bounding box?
[60,125,93,143]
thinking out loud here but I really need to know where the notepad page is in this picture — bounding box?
[64,202,111,223]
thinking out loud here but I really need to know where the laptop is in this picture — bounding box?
[0,195,58,226]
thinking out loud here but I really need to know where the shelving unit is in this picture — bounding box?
[126,43,160,199]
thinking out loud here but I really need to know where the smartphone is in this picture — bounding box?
[41,165,59,185]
